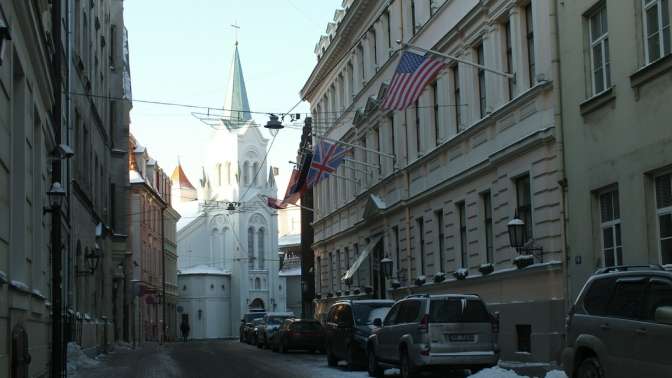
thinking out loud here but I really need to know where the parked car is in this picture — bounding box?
[239,312,265,342]
[562,265,672,378]
[247,318,265,345]
[324,299,395,370]
[367,294,499,378]
[256,312,295,349]
[273,318,325,353]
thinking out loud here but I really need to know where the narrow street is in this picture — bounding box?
[72,340,563,378]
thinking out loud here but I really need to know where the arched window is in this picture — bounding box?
[252,162,259,186]
[247,227,255,269]
[243,161,250,185]
[226,162,231,184]
[257,228,265,269]
[255,277,261,290]
[217,163,222,186]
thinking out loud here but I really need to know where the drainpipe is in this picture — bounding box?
[549,0,570,312]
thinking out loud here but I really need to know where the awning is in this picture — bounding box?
[341,235,383,283]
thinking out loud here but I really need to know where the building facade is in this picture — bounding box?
[558,0,672,299]
[128,134,175,343]
[302,0,566,363]
[164,206,180,341]
[174,43,283,339]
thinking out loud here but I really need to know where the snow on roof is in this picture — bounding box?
[179,265,230,276]
[279,234,301,248]
[279,267,301,277]
[129,170,145,184]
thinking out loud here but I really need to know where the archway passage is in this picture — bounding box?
[248,298,265,312]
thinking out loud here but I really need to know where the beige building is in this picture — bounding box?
[164,206,180,341]
[302,0,566,363]
[558,0,672,299]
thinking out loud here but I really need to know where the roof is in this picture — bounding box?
[222,43,251,123]
[279,267,301,277]
[178,265,230,276]
[279,234,301,248]
[129,169,145,184]
[170,163,196,190]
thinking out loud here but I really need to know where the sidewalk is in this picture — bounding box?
[70,343,182,378]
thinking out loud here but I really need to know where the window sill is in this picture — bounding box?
[630,53,672,93]
[579,87,616,116]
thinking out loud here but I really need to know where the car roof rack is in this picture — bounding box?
[594,265,665,274]
[403,294,431,299]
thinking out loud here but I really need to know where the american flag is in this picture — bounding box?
[306,141,349,187]
[381,51,447,111]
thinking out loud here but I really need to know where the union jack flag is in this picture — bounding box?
[381,51,447,111]
[306,141,349,187]
[266,168,305,209]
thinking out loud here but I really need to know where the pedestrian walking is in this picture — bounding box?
[180,320,190,342]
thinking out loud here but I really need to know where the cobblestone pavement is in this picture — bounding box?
[72,340,559,378]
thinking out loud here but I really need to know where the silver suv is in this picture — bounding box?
[367,294,499,378]
[562,265,672,378]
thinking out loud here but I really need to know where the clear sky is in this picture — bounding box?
[124,0,342,195]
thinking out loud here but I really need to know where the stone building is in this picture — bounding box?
[302,0,565,363]
[174,42,283,339]
[163,206,180,341]
[558,0,672,298]
[128,134,176,343]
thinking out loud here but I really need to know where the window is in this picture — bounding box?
[516,324,532,352]
[358,45,366,82]
[458,202,468,269]
[525,3,536,85]
[258,228,265,269]
[644,279,672,321]
[606,279,647,319]
[392,226,400,274]
[583,277,616,316]
[336,250,341,289]
[599,189,622,267]
[347,62,354,99]
[388,114,396,159]
[329,252,334,290]
[515,175,533,241]
[655,173,672,264]
[415,100,421,154]
[411,0,417,34]
[316,256,322,292]
[504,20,514,99]
[452,65,462,131]
[483,192,494,264]
[344,247,350,271]
[338,74,345,111]
[476,42,487,117]
[385,11,392,52]
[398,300,422,323]
[417,217,425,275]
[374,126,382,173]
[248,227,255,269]
[589,5,611,95]
[643,0,671,63]
[435,210,445,272]
[431,81,439,145]
[371,29,378,67]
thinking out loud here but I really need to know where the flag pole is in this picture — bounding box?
[313,134,396,160]
[401,42,515,79]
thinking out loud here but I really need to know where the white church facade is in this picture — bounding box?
[172,42,284,339]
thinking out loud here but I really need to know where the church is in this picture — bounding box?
[171,42,284,339]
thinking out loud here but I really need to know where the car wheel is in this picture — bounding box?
[326,346,338,367]
[577,357,604,378]
[367,348,384,378]
[400,350,418,378]
[346,345,357,371]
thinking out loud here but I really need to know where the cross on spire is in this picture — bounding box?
[231,22,240,45]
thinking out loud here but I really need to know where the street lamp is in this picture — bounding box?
[45,182,66,213]
[85,245,102,273]
[265,114,284,130]
[380,256,393,279]
[507,216,543,267]
[507,217,526,249]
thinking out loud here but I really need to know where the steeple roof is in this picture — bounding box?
[223,43,252,123]
[171,162,196,190]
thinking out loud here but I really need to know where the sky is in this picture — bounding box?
[124,0,342,195]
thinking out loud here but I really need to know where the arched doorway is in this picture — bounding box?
[248,298,265,312]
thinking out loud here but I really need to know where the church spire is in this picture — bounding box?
[223,42,252,123]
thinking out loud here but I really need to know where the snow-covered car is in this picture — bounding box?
[562,265,672,378]
[256,312,295,349]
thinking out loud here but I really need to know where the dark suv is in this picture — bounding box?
[239,312,265,342]
[563,266,672,378]
[324,300,395,370]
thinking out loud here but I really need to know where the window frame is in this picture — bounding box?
[417,217,425,275]
[515,175,534,241]
[435,209,445,273]
[482,191,494,264]
[476,42,487,118]
[504,20,514,100]
[598,188,622,267]
[452,64,462,131]
[655,172,672,265]
[588,4,611,95]
[457,202,468,269]
[525,3,536,86]
[642,0,671,64]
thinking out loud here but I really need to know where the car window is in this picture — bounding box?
[606,278,647,319]
[384,303,401,326]
[397,300,422,324]
[341,305,354,326]
[644,279,672,323]
[352,303,392,326]
[429,298,490,323]
[582,277,616,316]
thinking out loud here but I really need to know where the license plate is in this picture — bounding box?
[448,334,475,342]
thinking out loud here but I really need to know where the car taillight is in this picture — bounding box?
[419,314,429,333]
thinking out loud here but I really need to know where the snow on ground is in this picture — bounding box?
[469,367,568,378]
[67,342,101,375]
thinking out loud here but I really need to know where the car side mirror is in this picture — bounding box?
[655,306,672,325]
[373,318,382,328]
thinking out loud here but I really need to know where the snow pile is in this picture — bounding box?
[468,367,568,378]
[66,342,100,374]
